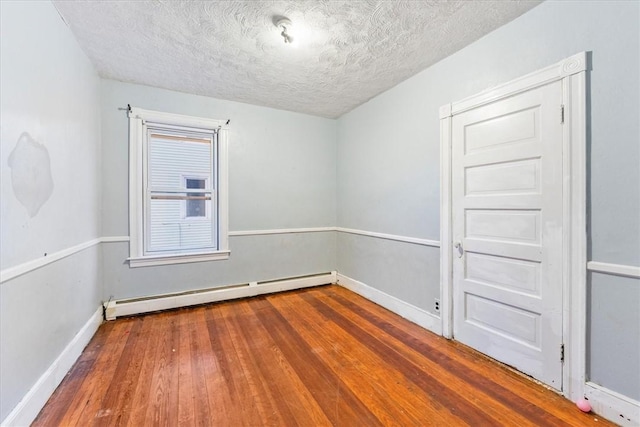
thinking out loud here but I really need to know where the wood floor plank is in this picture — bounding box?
[34,285,615,427]
[143,311,181,426]
[92,316,147,427]
[225,299,309,426]
[308,288,538,426]
[190,308,226,426]
[205,302,267,426]
[126,312,165,426]
[52,319,133,426]
[269,292,449,426]
[250,296,385,426]
[234,299,333,427]
[300,290,507,425]
[217,300,287,426]
[176,309,196,426]
[323,286,607,426]
[32,323,111,426]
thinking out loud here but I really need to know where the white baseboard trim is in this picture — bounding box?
[336,227,440,247]
[106,271,337,319]
[587,261,640,279]
[336,273,442,335]
[584,382,640,427]
[1,307,103,427]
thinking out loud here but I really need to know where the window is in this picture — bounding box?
[128,107,229,267]
[184,177,207,218]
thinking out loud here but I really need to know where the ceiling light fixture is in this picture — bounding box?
[275,17,294,45]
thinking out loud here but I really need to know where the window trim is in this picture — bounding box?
[128,107,229,267]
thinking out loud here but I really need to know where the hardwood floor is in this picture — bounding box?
[34,285,611,426]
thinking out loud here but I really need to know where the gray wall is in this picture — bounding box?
[0,1,102,420]
[100,80,337,299]
[336,0,639,400]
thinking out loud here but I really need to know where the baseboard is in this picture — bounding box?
[336,273,442,335]
[106,271,337,319]
[1,307,103,427]
[584,382,640,426]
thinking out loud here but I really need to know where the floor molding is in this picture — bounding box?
[336,273,442,335]
[584,382,640,427]
[1,307,103,427]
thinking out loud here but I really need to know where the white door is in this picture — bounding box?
[451,81,564,389]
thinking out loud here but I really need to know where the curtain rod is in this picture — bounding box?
[118,104,230,125]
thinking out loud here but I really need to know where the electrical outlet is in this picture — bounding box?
[434,298,440,312]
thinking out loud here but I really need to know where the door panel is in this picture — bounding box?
[452,81,563,390]
[465,253,540,295]
[463,107,538,154]
[464,294,541,349]
[465,210,541,243]
[465,158,540,196]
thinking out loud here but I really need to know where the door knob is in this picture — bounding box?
[454,242,464,258]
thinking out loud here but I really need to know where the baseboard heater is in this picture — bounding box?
[104,271,337,320]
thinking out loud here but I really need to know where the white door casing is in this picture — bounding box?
[452,81,563,389]
[440,52,587,399]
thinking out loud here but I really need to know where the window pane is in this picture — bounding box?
[185,178,205,189]
[149,135,211,190]
[186,178,206,218]
[146,130,216,254]
[148,195,214,252]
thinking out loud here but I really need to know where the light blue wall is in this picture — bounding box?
[336,0,639,400]
[103,233,335,299]
[589,273,640,401]
[100,80,337,299]
[0,1,102,421]
[1,0,639,419]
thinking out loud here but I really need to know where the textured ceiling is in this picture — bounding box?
[53,0,541,119]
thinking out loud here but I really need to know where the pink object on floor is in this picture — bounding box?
[576,398,592,413]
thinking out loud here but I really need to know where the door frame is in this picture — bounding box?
[439,52,588,401]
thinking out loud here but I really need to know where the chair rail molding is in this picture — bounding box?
[587,261,640,279]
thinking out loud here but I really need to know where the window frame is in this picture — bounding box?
[128,107,229,267]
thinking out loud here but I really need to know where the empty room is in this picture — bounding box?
[1,0,638,425]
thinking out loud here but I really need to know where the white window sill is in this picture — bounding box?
[128,250,230,268]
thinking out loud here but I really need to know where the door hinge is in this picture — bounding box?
[560,344,565,363]
[560,104,565,124]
